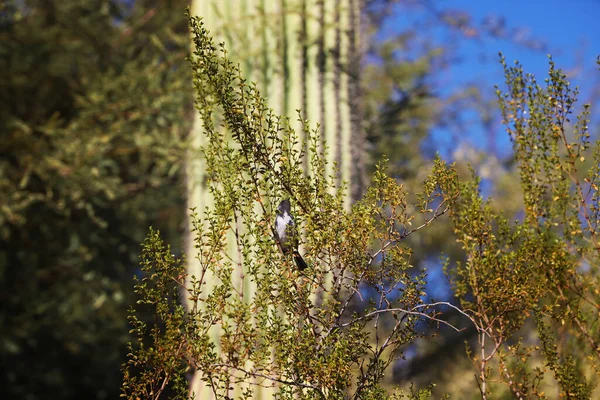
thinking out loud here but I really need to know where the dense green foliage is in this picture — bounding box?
[445,56,600,398]
[123,13,600,400]
[4,0,600,398]
[0,1,190,398]
[122,15,460,399]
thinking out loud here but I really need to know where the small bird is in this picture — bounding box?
[275,199,308,271]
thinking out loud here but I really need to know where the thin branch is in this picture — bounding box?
[211,363,324,395]
[401,199,450,239]
[499,356,525,400]
[336,301,471,334]
[479,331,487,400]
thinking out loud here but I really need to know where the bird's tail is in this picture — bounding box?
[293,251,308,271]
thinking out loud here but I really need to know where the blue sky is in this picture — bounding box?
[380,0,600,159]
[455,0,600,155]
[441,0,600,84]
[377,0,600,299]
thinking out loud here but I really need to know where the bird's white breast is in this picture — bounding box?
[276,213,293,240]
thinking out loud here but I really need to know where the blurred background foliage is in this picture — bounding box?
[1,0,598,398]
[1,1,190,398]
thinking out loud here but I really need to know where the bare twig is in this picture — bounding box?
[336,301,475,334]
[211,363,325,396]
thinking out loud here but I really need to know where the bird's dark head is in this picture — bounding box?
[278,199,291,214]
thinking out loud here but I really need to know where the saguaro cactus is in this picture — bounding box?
[186,0,364,397]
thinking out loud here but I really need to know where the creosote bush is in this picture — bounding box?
[445,55,600,398]
[122,12,600,400]
[122,15,460,400]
